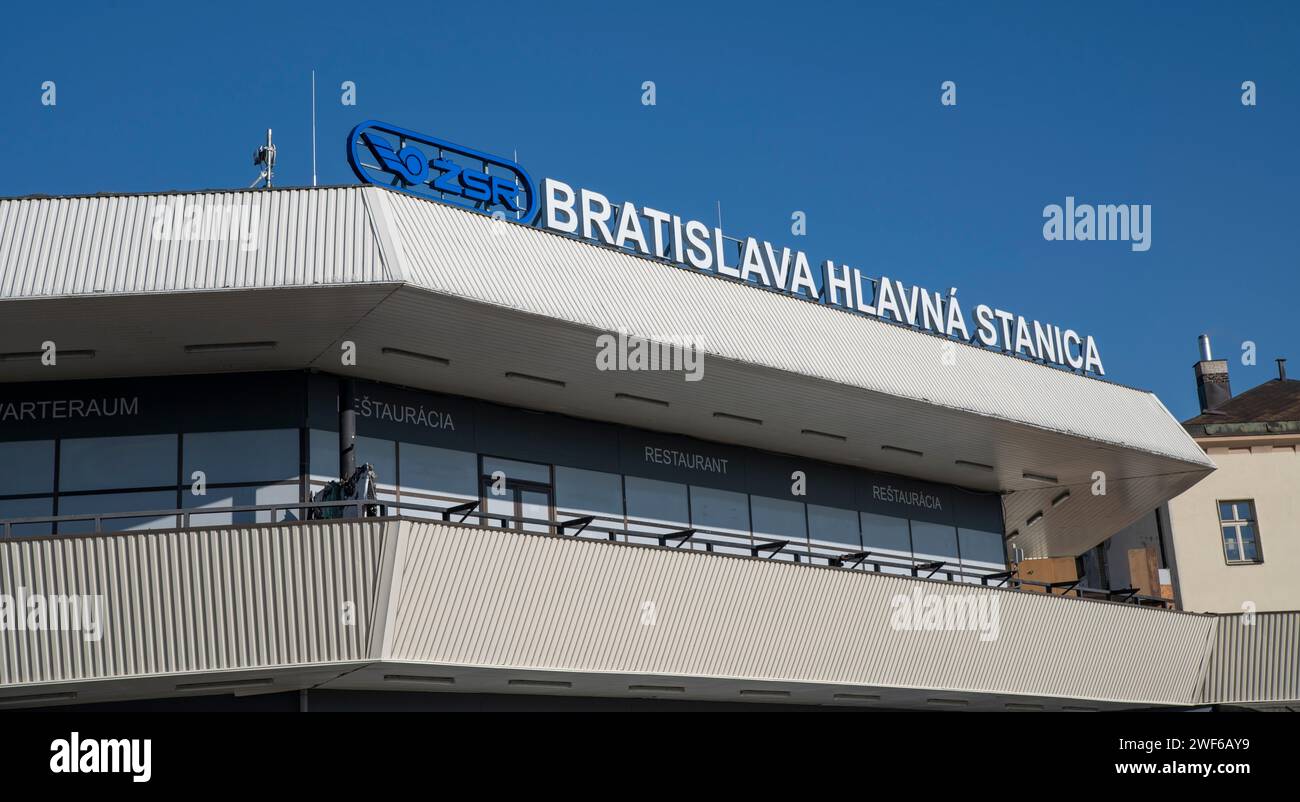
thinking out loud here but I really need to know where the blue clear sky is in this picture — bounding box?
[2,1,1297,420]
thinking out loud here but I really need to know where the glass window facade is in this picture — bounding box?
[624,476,689,546]
[959,528,1006,566]
[184,429,298,485]
[910,520,960,562]
[750,495,808,562]
[0,439,56,537]
[61,434,178,491]
[0,496,53,537]
[399,443,478,519]
[0,428,304,536]
[690,486,750,555]
[309,428,339,483]
[310,429,398,510]
[58,490,180,534]
[808,504,861,550]
[183,429,301,525]
[555,466,624,540]
[861,512,914,575]
[0,373,1007,581]
[0,440,55,496]
[184,483,301,527]
[482,456,551,485]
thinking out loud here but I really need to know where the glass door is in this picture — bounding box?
[480,456,554,533]
[517,484,554,533]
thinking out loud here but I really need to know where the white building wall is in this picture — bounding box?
[1165,435,1300,614]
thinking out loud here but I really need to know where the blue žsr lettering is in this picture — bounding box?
[431,159,464,194]
[489,176,521,210]
[431,159,521,211]
[459,169,492,202]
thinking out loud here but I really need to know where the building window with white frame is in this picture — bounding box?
[1219,500,1263,564]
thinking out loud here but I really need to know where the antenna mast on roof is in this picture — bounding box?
[251,129,276,189]
[311,71,318,187]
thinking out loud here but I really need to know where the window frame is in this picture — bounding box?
[1217,499,1263,565]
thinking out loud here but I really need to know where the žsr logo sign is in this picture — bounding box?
[347,120,537,221]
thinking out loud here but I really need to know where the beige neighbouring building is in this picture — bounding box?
[1162,340,1300,615]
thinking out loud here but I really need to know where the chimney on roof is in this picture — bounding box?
[1194,334,1232,413]
[1278,358,1288,381]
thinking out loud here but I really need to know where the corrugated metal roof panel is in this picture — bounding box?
[0,187,393,298]
[0,184,1210,472]
[377,190,1211,468]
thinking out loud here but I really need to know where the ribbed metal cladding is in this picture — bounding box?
[1202,612,1300,705]
[375,189,1210,468]
[0,187,391,298]
[387,522,1215,705]
[0,184,1209,470]
[0,521,390,686]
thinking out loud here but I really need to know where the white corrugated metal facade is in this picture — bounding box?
[0,185,1208,466]
[376,188,1209,467]
[0,187,392,298]
[385,521,1215,706]
[1202,612,1300,706]
[0,520,1238,709]
[0,522,389,688]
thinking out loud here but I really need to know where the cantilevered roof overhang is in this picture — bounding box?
[0,186,1214,557]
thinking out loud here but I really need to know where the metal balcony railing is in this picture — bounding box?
[0,497,1174,609]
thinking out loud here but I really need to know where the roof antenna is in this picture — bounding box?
[251,129,276,189]
[311,71,318,187]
